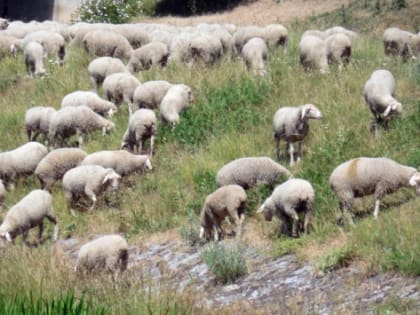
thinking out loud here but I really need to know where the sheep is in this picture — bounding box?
[0,142,48,189]
[121,109,157,156]
[114,24,150,49]
[0,33,17,59]
[241,37,268,76]
[199,184,247,242]
[24,106,57,143]
[159,84,193,127]
[329,157,420,225]
[383,27,415,60]
[75,234,128,277]
[257,178,314,237]
[189,33,223,65]
[325,33,352,68]
[0,190,58,245]
[301,29,326,40]
[61,90,117,117]
[216,157,292,189]
[273,104,323,165]
[24,41,46,77]
[299,35,329,74]
[363,69,402,131]
[34,148,88,191]
[22,30,66,65]
[324,26,358,39]
[261,24,288,52]
[102,72,141,116]
[232,25,263,55]
[62,165,121,216]
[82,30,133,59]
[80,150,152,178]
[88,57,129,91]
[168,32,194,64]
[132,80,173,110]
[127,41,169,72]
[48,106,115,148]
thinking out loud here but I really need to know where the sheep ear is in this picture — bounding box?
[383,105,392,117]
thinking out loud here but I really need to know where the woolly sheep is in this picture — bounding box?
[34,148,88,191]
[363,69,402,131]
[114,24,150,49]
[241,37,268,76]
[0,189,58,245]
[189,33,223,65]
[168,32,194,64]
[301,29,326,40]
[232,25,262,55]
[48,106,115,148]
[325,33,352,68]
[80,150,152,178]
[257,178,314,237]
[299,35,329,74]
[159,84,193,126]
[216,156,292,189]
[199,185,247,242]
[22,30,66,65]
[0,142,48,188]
[261,24,288,51]
[273,104,322,165]
[88,57,129,91]
[82,30,133,59]
[121,109,157,156]
[132,80,173,110]
[383,27,415,60]
[324,26,358,39]
[25,106,57,143]
[62,165,121,215]
[0,33,17,59]
[61,91,118,117]
[75,234,128,276]
[329,157,420,225]
[127,41,169,72]
[24,41,46,77]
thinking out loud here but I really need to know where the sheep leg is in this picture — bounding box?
[22,230,30,246]
[303,208,313,235]
[339,200,354,225]
[85,189,97,211]
[288,142,295,166]
[296,142,302,163]
[150,135,155,157]
[275,136,280,160]
[37,222,44,243]
[373,199,381,218]
[286,208,300,237]
[76,129,83,148]
[46,213,59,241]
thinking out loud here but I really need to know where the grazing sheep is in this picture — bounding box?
[216,157,292,189]
[0,33,18,59]
[302,29,326,40]
[168,32,194,64]
[199,184,247,242]
[273,104,322,165]
[82,30,133,59]
[363,69,402,131]
[383,27,415,60]
[61,91,118,117]
[257,178,314,237]
[189,33,223,65]
[0,190,58,245]
[88,57,129,91]
[24,41,46,77]
[121,109,157,156]
[299,35,329,74]
[159,84,193,126]
[132,80,173,110]
[0,142,48,188]
[23,30,66,65]
[62,165,121,215]
[25,106,57,143]
[325,33,352,68]
[75,234,128,276]
[48,106,115,148]
[241,37,268,76]
[324,26,358,39]
[232,25,262,55]
[34,148,88,191]
[114,24,150,49]
[262,24,288,51]
[127,41,169,72]
[329,157,420,225]
[80,150,152,178]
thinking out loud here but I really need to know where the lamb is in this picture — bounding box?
[363,69,402,131]
[61,91,118,117]
[25,106,57,143]
[48,106,115,148]
[299,35,329,74]
[62,165,121,215]
[325,33,352,68]
[0,189,58,245]
[0,142,48,188]
[127,41,169,72]
[216,157,292,189]
[24,41,46,77]
[383,27,415,60]
[82,30,133,59]
[34,148,88,191]
[273,104,322,165]
[329,157,420,225]
[80,150,152,178]
[241,37,268,76]
[132,80,173,110]
[75,234,128,276]
[257,178,314,237]
[189,33,223,65]
[199,185,247,242]
[88,57,129,91]
[121,109,157,156]
[159,84,193,126]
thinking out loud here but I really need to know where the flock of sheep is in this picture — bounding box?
[0,17,418,276]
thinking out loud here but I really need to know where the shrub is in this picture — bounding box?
[76,0,142,24]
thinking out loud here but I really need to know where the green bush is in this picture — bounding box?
[76,0,142,23]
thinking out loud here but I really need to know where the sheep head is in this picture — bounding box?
[257,200,274,221]
[301,104,322,120]
[383,98,402,118]
[102,121,115,136]
[102,169,121,190]
[409,171,420,195]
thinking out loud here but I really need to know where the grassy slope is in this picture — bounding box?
[0,1,419,314]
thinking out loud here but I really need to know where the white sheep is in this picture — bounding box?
[159,84,193,127]
[383,27,415,60]
[0,189,58,245]
[22,30,66,65]
[34,148,88,191]
[62,165,121,216]
[25,106,57,143]
[363,69,402,131]
[199,184,247,242]
[324,26,358,39]
[61,90,118,117]
[232,25,263,55]
[0,33,17,59]
[88,57,129,91]
[257,178,314,237]
[48,106,115,148]
[273,104,322,165]
[75,234,128,276]
[241,37,268,76]
[325,33,352,68]
[127,41,169,72]
[262,24,288,52]
[168,32,194,64]
[24,41,46,77]
[132,80,173,111]
[121,109,157,156]
[329,157,420,225]
[189,33,223,65]
[114,24,150,48]
[82,30,133,59]
[216,156,292,189]
[299,35,329,74]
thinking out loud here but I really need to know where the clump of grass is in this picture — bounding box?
[315,245,356,273]
[180,207,201,246]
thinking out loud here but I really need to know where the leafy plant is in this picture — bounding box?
[75,0,142,23]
